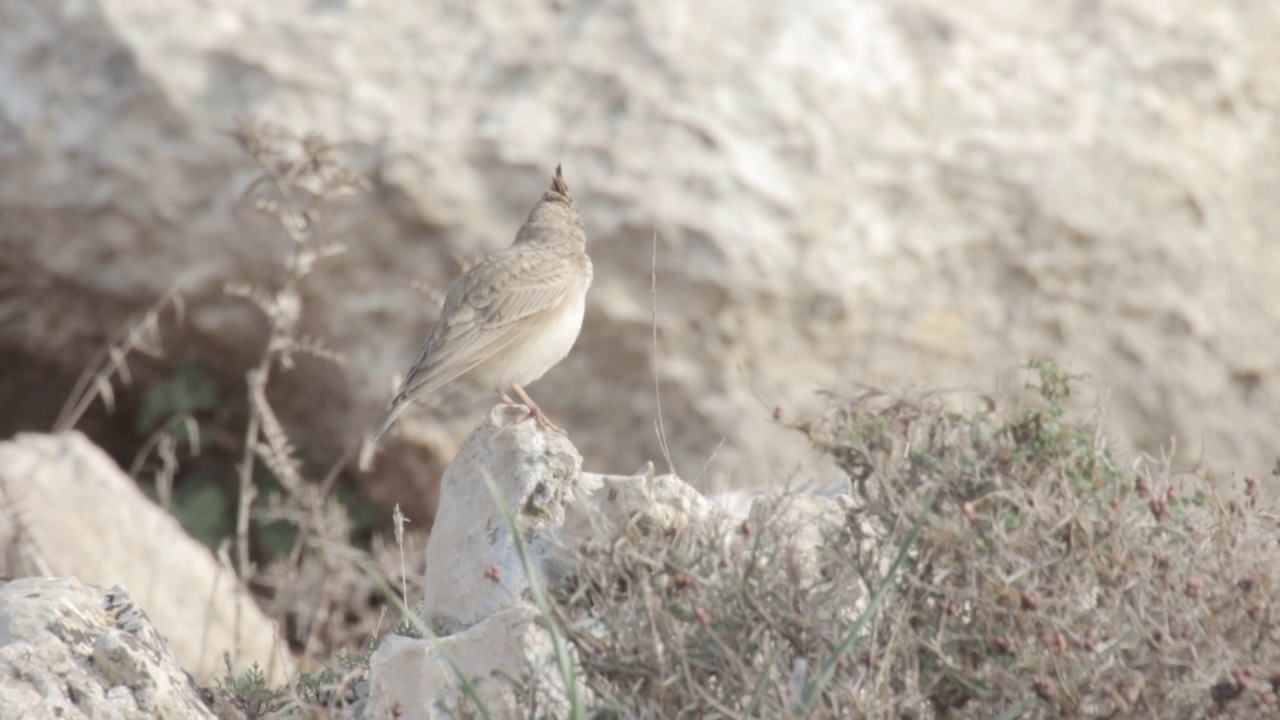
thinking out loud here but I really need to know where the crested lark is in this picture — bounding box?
[361,166,592,469]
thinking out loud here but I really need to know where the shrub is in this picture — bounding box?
[516,361,1280,718]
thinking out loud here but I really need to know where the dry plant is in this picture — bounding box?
[223,118,427,667]
[650,230,676,476]
[52,289,186,433]
[6,294,185,577]
[41,118,431,715]
[224,117,360,578]
[206,119,441,717]
[485,360,1279,718]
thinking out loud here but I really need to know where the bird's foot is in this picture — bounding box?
[525,406,565,434]
[507,382,566,434]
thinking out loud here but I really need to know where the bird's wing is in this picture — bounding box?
[395,248,580,399]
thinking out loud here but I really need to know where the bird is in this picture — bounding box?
[360,165,593,470]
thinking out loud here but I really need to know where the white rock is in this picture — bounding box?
[0,432,292,685]
[565,462,714,540]
[368,607,572,720]
[421,405,593,635]
[0,577,216,719]
[372,408,599,718]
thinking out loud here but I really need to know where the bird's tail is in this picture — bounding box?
[358,398,409,472]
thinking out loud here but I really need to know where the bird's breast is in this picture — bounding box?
[483,290,586,388]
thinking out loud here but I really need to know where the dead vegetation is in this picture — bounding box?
[45,119,1280,718]
[47,120,426,716]
[493,360,1280,718]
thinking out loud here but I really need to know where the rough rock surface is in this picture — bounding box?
[420,405,595,635]
[369,607,566,720]
[0,576,216,719]
[0,432,292,684]
[3,0,1278,506]
[371,409,593,718]
[563,461,713,540]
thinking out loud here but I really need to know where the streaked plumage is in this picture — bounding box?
[361,166,592,469]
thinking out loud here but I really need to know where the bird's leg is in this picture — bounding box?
[508,382,565,434]
[497,389,516,405]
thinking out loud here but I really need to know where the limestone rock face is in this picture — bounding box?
[0,577,217,719]
[3,0,1278,500]
[0,432,292,685]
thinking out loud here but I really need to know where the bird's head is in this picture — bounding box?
[515,165,586,245]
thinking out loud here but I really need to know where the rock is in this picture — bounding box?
[564,462,714,540]
[367,413,854,718]
[0,432,292,685]
[711,472,853,521]
[368,607,570,720]
[371,408,598,719]
[0,576,216,719]
[3,0,1278,519]
[421,405,594,636]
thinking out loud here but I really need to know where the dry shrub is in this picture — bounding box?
[515,361,1279,719]
[57,120,426,713]
[224,118,426,670]
[200,121,434,716]
[44,119,446,715]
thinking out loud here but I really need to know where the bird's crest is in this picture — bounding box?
[546,164,574,206]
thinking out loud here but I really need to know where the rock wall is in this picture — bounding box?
[3,0,1277,497]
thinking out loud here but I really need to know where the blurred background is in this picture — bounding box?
[2,0,1278,546]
